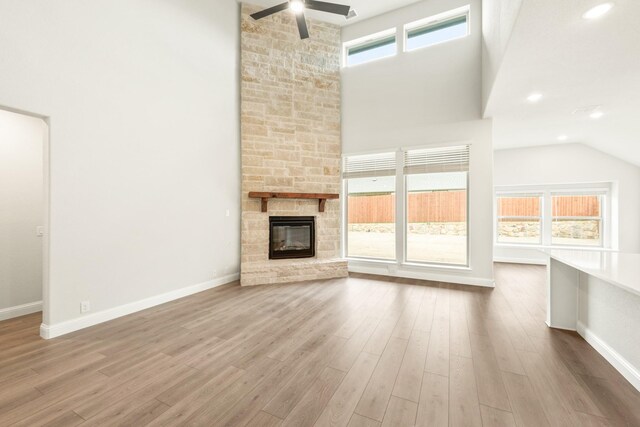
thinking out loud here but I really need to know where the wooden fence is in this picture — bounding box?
[497,197,541,217]
[498,195,600,217]
[348,193,599,223]
[348,191,467,223]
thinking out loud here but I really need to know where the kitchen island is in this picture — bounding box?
[547,249,640,391]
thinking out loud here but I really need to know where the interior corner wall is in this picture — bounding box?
[494,144,640,262]
[481,0,524,110]
[0,0,240,332]
[0,109,45,317]
[341,0,494,285]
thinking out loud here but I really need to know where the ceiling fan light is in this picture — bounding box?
[290,0,305,14]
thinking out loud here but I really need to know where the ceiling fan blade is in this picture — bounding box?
[296,13,310,39]
[251,2,289,20]
[305,0,350,16]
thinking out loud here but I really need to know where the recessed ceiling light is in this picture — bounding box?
[290,0,304,14]
[583,2,614,20]
[557,135,568,141]
[527,93,543,103]
[572,105,601,115]
[590,110,604,119]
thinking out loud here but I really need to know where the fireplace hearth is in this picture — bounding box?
[269,216,315,260]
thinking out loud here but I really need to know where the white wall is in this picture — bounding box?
[482,0,524,109]
[342,0,494,286]
[494,143,640,262]
[0,0,240,332]
[0,110,45,318]
[481,0,523,111]
[342,0,482,147]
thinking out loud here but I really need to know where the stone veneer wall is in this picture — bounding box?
[240,3,347,286]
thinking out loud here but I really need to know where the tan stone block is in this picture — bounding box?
[264,176,294,188]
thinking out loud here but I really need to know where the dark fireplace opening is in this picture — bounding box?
[269,216,315,260]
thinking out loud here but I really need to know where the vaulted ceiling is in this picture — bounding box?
[485,0,640,165]
[245,0,640,166]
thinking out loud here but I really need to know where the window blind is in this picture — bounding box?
[407,15,467,40]
[404,145,469,175]
[347,35,396,56]
[343,152,396,179]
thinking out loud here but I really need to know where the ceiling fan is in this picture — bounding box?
[251,0,351,40]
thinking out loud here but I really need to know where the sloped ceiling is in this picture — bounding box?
[484,0,640,166]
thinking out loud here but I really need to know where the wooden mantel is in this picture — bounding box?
[248,192,339,213]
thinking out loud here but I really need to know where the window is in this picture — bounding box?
[343,145,470,267]
[496,194,543,245]
[405,7,469,52]
[342,6,471,67]
[344,152,396,260]
[494,187,609,248]
[551,194,603,247]
[404,146,469,266]
[344,29,396,67]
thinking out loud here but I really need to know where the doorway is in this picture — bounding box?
[0,108,49,326]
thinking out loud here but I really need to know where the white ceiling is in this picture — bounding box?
[243,0,424,26]
[485,0,640,165]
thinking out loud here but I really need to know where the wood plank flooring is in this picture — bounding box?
[1,263,639,426]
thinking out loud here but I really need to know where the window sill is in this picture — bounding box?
[495,243,615,252]
[346,257,472,272]
[345,257,396,265]
[402,261,471,271]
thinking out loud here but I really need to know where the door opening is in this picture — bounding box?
[0,107,49,330]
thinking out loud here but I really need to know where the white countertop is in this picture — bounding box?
[546,249,640,297]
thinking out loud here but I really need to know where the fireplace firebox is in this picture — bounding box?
[269,216,315,260]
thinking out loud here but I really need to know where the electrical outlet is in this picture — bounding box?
[225,209,230,217]
[80,301,91,313]
[213,270,218,278]
[36,226,44,237]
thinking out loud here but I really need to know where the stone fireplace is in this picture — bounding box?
[239,3,348,286]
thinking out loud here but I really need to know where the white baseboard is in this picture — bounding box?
[494,257,546,265]
[545,320,576,332]
[577,321,640,392]
[348,264,494,288]
[0,301,42,321]
[40,273,239,340]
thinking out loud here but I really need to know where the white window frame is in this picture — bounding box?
[494,184,612,249]
[403,5,470,53]
[342,174,398,262]
[550,191,605,248]
[342,150,398,262]
[342,28,397,68]
[495,192,544,246]
[403,171,470,268]
[342,142,471,270]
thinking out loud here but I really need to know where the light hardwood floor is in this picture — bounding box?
[1,263,639,426]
